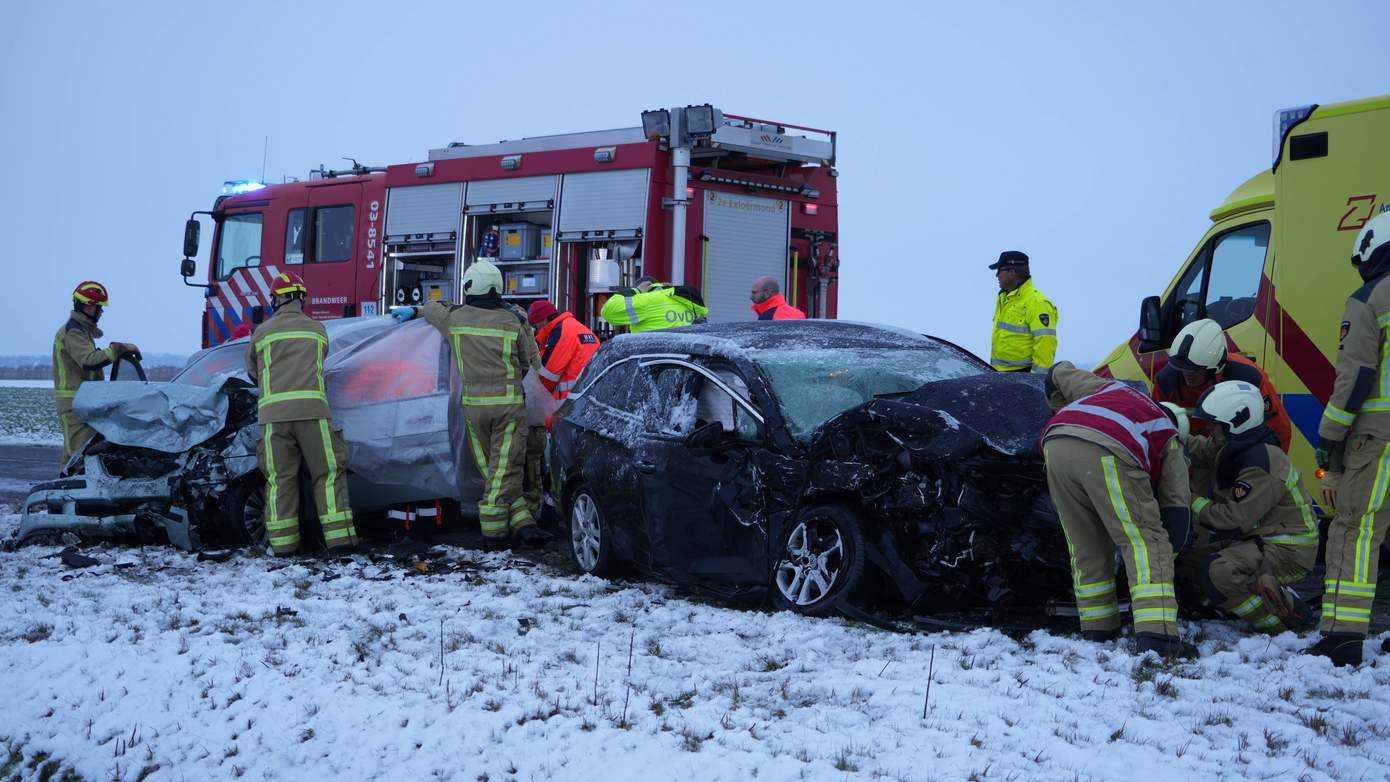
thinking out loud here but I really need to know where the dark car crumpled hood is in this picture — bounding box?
[810,373,1052,461]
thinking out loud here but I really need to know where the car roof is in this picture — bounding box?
[605,320,967,359]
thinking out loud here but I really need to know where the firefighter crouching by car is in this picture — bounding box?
[393,261,551,548]
[600,275,709,333]
[989,251,1057,373]
[53,281,141,463]
[1175,381,1316,634]
[1310,211,1390,667]
[1042,361,1196,658]
[245,272,358,556]
[1152,319,1292,452]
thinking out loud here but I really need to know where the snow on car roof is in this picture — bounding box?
[610,320,938,357]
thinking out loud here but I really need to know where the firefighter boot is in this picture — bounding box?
[514,524,553,549]
[1253,573,1313,633]
[1081,628,1121,643]
[1306,634,1363,667]
[1135,633,1198,660]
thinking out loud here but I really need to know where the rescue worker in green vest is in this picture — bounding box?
[1311,210,1390,666]
[244,272,358,556]
[990,251,1058,373]
[1176,381,1317,634]
[392,261,550,547]
[52,281,141,463]
[600,275,709,333]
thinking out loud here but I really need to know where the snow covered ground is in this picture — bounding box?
[1,513,1388,781]
[0,387,61,446]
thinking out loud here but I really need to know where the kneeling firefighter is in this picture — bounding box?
[245,272,358,555]
[394,261,550,547]
[1041,361,1195,658]
[1177,381,1317,633]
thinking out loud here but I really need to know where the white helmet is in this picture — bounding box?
[463,261,503,296]
[1168,318,1227,372]
[1194,380,1263,435]
[1159,401,1189,443]
[1352,210,1390,268]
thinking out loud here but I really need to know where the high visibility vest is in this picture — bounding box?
[534,312,601,399]
[600,284,709,332]
[1043,382,1177,482]
[244,301,332,424]
[991,278,1057,372]
[751,294,806,320]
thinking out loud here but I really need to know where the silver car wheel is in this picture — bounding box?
[775,519,844,607]
[242,483,268,547]
[571,493,602,573]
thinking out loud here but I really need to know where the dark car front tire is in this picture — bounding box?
[567,487,615,577]
[219,476,268,549]
[770,505,866,617]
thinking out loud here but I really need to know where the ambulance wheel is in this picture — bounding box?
[770,505,866,617]
[567,488,614,577]
[220,477,269,549]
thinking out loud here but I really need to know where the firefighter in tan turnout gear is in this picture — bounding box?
[52,281,142,463]
[394,261,550,547]
[244,272,358,556]
[1310,211,1390,667]
[1041,361,1196,658]
[1176,381,1317,634]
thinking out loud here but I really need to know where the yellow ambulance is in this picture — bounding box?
[1096,94,1390,487]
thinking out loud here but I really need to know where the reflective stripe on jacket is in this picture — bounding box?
[1187,435,1320,546]
[244,300,332,423]
[534,312,600,399]
[751,294,806,321]
[991,278,1057,373]
[1044,379,1177,482]
[600,284,709,332]
[423,299,540,407]
[52,310,113,413]
[1320,273,1390,443]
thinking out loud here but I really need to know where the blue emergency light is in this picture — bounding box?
[221,180,268,195]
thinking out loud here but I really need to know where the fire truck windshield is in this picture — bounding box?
[216,212,264,279]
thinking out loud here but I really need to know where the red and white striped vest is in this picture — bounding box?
[1043,382,1177,482]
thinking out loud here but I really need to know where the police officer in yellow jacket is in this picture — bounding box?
[990,251,1057,373]
[244,272,358,556]
[53,281,141,463]
[600,276,709,333]
[394,261,550,547]
[1310,211,1390,666]
[1177,381,1317,634]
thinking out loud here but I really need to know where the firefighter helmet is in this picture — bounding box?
[1194,380,1263,436]
[72,281,109,307]
[1159,401,1190,443]
[271,271,308,297]
[1167,318,1227,372]
[1352,210,1390,268]
[463,261,503,296]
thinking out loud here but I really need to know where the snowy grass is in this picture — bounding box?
[1,514,1388,781]
[0,388,60,446]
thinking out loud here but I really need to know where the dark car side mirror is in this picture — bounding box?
[180,258,197,278]
[1137,295,1164,353]
[183,219,201,259]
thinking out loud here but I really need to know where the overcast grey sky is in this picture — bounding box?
[2,1,1385,363]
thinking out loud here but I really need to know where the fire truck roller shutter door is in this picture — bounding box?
[703,191,790,324]
[557,169,650,240]
[464,176,558,214]
[385,183,463,238]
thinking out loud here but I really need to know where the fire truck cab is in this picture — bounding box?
[183,106,839,348]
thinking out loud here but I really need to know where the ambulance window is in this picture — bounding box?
[284,209,306,265]
[312,205,354,263]
[1169,254,1206,333]
[215,213,264,279]
[1203,223,1269,329]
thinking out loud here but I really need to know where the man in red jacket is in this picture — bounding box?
[528,301,601,400]
[749,276,806,320]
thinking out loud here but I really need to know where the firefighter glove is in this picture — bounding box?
[111,342,142,360]
[390,307,417,324]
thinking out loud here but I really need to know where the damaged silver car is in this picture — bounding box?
[17,317,471,550]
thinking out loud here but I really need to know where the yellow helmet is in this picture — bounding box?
[271,271,308,297]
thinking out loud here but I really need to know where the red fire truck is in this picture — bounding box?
[181,105,840,348]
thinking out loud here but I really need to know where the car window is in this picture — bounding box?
[1203,224,1269,329]
[644,366,700,436]
[172,343,246,386]
[756,346,984,443]
[586,360,640,411]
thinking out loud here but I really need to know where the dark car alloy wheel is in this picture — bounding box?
[219,477,268,548]
[568,489,613,576]
[771,506,866,616]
